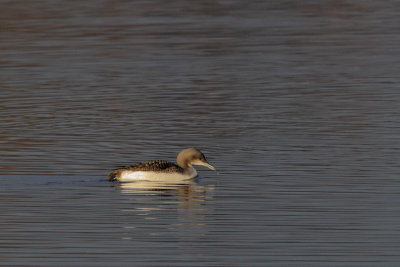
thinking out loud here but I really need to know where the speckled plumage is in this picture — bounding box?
[108,160,184,181]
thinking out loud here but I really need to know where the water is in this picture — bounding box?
[1,1,400,266]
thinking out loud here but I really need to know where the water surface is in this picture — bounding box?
[1,1,400,266]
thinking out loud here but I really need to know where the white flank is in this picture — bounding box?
[117,169,197,182]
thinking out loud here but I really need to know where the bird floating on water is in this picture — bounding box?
[108,148,216,182]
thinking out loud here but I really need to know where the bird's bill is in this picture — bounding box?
[192,159,216,171]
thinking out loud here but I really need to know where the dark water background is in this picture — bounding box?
[1,1,400,266]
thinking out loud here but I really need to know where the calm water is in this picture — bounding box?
[1,1,400,266]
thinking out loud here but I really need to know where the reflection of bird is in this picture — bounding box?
[108,148,216,182]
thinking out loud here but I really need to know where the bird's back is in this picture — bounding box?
[108,160,184,181]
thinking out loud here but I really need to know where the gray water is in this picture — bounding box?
[1,1,400,266]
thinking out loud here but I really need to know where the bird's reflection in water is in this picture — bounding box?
[115,178,215,246]
[115,177,214,202]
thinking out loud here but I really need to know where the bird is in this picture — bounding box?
[108,148,216,182]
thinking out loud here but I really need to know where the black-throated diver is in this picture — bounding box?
[108,148,216,182]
